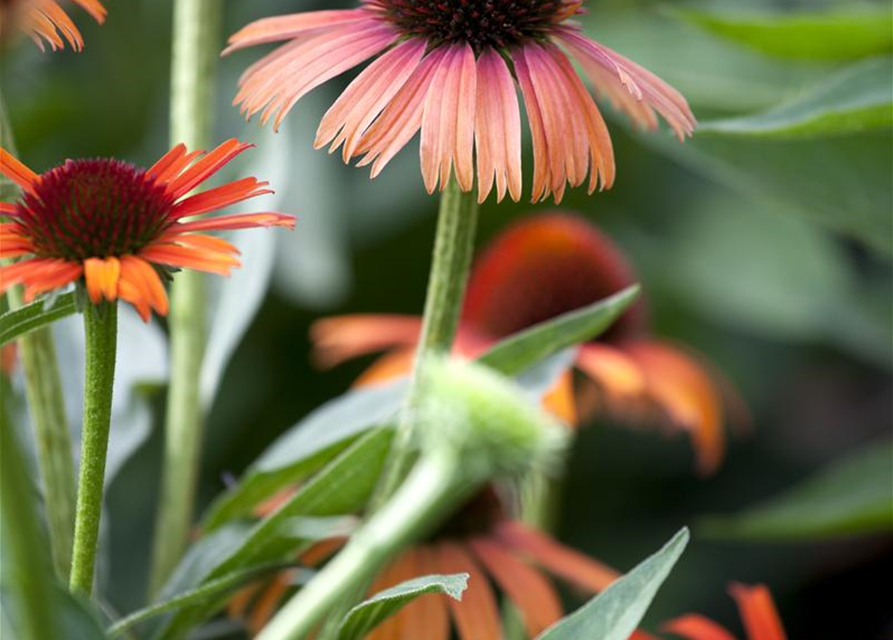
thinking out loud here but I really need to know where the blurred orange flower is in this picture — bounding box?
[1,0,107,51]
[312,213,746,475]
[225,1,695,203]
[663,584,790,640]
[0,140,294,321]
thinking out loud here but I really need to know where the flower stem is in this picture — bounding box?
[0,91,77,581]
[257,450,465,640]
[375,178,479,503]
[149,0,221,595]
[70,302,118,596]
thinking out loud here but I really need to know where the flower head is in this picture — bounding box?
[0,139,294,321]
[663,583,790,640]
[0,0,108,51]
[311,213,746,474]
[226,1,696,203]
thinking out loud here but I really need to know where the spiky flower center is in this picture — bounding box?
[369,0,583,52]
[15,159,175,261]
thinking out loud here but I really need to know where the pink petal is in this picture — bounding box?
[224,8,372,54]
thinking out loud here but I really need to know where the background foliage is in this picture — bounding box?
[2,0,891,638]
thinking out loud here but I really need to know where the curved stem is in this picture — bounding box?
[149,0,221,595]
[0,91,77,581]
[70,302,118,596]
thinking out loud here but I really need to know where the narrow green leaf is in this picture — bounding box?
[675,7,893,60]
[535,528,689,640]
[478,286,641,376]
[700,442,893,541]
[337,574,469,640]
[700,58,892,138]
[109,562,304,636]
[0,292,77,347]
[154,429,394,640]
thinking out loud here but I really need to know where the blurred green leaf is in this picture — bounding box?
[699,58,893,138]
[0,292,77,347]
[202,381,408,531]
[108,562,302,637]
[675,6,893,60]
[337,574,469,640]
[154,429,393,640]
[700,441,893,541]
[535,528,689,640]
[479,286,640,376]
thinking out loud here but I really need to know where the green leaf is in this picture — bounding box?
[0,292,77,347]
[675,6,893,60]
[153,429,394,640]
[202,381,408,531]
[535,528,689,640]
[108,562,304,637]
[337,574,469,640]
[700,441,893,541]
[699,58,892,138]
[478,286,641,376]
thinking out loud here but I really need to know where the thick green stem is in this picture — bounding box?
[70,302,118,596]
[375,179,479,502]
[317,181,479,640]
[0,91,77,581]
[257,451,465,640]
[149,0,221,595]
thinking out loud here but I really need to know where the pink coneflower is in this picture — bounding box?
[311,214,746,475]
[0,140,294,321]
[225,1,696,203]
[0,0,108,51]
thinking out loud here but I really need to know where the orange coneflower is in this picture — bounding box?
[230,486,658,640]
[225,1,696,203]
[0,139,294,321]
[663,584,790,640]
[312,214,747,475]
[0,0,108,52]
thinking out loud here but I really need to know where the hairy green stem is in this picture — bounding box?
[70,302,118,596]
[257,451,465,640]
[149,0,221,595]
[375,179,480,503]
[0,91,77,581]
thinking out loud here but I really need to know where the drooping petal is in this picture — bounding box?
[316,38,427,161]
[542,370,579,426]
[309,314,423,369]
[469,536,563,637]
[365,551,417,640]
[437,541,503,640]
[577,343,648,399]
[83,257,120,303]
[353,349,416,388]
[234,21,398,131]
[474,47,522,204]
[0,148,39,194]
[399,547,449,640]
[140,244,240,276]
[224,8,372,54]
[420,43,477,194]
[355,47,448,178]
[624,340,727,475]
[119,256,169,317]
[662,615,740,640]
[555,28,697,140]
[728,584,789,640]
[495,521,619,593]
[1,258,82,300]
[248,573,293,637]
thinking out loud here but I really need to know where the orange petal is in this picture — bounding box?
[171,177,274,219]
[542,369,578,426]
[172,212,295,234]
[354,349,416,388]
[624,340,727,475]
[469,535,563,637]
[728,584,788,640]
[120,256,169,316]
[438,541,502,640]
[309,314,423,369]
[662,614,739,640]
[495,521,619,594]
[366,551,417,640]
[140,244,240,276]
[167,139,254,199]
[248,573,292,637]
[0,148,39,194]
[84,257,120,302]
[399,547,449,640]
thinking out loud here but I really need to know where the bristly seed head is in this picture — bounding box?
[369,0,584,53]
[15,159,175,261]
